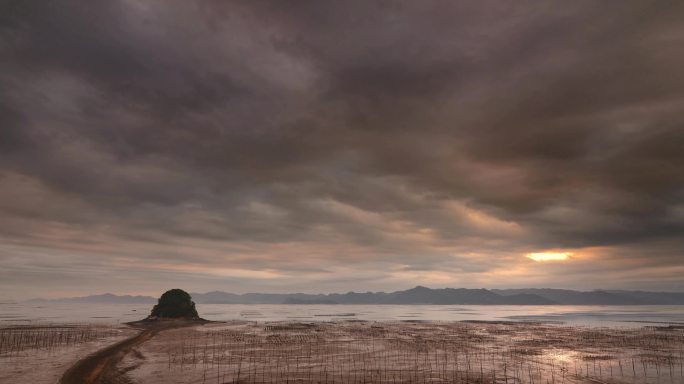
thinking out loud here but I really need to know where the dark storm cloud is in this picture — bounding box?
[1,0,683,297]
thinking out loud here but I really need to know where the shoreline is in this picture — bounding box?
[5,303,684,327]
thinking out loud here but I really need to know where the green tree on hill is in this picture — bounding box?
[150,289,199,319]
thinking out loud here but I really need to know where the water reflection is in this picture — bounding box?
[1,302,684,327]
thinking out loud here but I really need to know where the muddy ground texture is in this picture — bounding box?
[122,320,684,384]
[0,324,136,384]
[2,320,684,383]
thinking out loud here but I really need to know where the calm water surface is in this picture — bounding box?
[3,303,684,327]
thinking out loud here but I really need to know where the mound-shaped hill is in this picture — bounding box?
[148,289,199,320]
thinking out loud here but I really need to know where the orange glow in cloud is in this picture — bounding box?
[526,251,573,262]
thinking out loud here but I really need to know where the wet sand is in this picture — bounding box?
[59,320,211,384]
[122,321,684,383]
[58,327,154,384]
[3,321,684,383]
[0,324,136,384]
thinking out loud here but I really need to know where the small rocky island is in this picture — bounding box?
[146,289,201,320]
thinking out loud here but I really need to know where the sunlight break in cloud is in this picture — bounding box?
[526,252,573,262]
[1,1,684,297]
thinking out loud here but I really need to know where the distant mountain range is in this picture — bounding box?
[26,293,157,304]
[27,287,684,305]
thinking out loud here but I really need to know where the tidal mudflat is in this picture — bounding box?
[0,324,136,384]
[2,320,683,383]
[119,320,684,384]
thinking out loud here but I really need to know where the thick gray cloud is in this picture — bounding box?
[1,0,683,298]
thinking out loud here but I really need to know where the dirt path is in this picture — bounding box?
[58,327,153,384]
[59,320,209,384]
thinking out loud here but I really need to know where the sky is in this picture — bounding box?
[1,1,683,299]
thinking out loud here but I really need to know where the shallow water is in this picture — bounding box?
[3,302,684,327]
